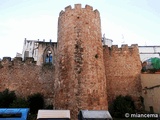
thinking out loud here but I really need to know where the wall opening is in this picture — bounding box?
[45,49,52,63]
[43,47,54,65]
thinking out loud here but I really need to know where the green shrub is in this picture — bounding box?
[10,97,29,108]
[109,95,135,118]
[45,104,53,109]
[28,114,37,120]
[0,89,17,107]
[27,93,44,114]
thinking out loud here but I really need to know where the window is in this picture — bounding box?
[46,50,52,63]
[44,48,53,64]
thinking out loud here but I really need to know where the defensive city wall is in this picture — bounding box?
[0,57,55,105]
[103,44,142,107]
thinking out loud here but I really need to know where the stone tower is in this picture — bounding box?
[54,4,108,119]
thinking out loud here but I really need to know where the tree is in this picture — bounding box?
[109,95,135,118]
[0,89,17,107]
[27,93,44,114]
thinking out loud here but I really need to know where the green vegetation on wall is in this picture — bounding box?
[109,95,135,118]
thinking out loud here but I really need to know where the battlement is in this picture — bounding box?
[103,44,139,56]
[85,4,93,10]
[0,57,36,68]
[59,4,99,16]
[65,5,72,11]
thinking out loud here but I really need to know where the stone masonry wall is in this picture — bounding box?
[0,57,55,105]
[103,44,142,107]
[54,4,108,119]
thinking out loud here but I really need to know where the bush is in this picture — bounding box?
[28,114,37,120]
[109,95,135,118]
[45,104,53,109]
[10,97,29,108]
[0,89,17,107]
[27,93,44,114]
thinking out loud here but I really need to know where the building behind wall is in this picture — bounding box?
[21,38,57,66]
[139,46,160,62]
[22,38,38,61]
[102,34,113,47]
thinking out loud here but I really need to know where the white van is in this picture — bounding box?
[37,110,70,120]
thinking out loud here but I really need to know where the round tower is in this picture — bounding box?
[54,4,108,119]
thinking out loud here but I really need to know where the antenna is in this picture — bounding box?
[145,41,147,46]
[102,33,105,43]
[103,33,105,38]
[121,34,125,44]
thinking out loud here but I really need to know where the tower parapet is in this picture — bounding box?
[58,4,100,20]
[63,4,94,11]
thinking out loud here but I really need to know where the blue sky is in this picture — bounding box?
[0,0,160,58]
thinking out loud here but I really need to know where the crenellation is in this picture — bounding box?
[1,57,12,67]
[103,45,109,48]
[0,61,2,68]
[103,45,110,55]
[59,10,64,16]
[131,44,138,47]
[0,57,37,67]
[131,44,139,51]
[63,4,96,12]
[13,57,23,65]
[61,4,99,19]
[94,9,100,17]
[111,45,118,51]
[127,44,138,55]
[2,57,11,62]
[74,4,81,9]
[65,5,72,11]
[25,57,35,65]
[85,4,93,10]
[128,47,134,54]
[104,44,140,56]
[14,57,23,62]
[121,44,129,50]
